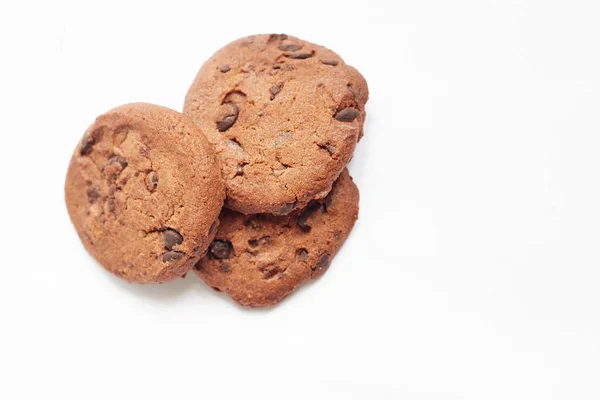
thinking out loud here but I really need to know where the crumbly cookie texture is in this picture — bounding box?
[194,169,359,307]
[184,34,368,215]
[65,103,225,283]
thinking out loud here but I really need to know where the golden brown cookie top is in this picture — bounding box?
[195,169,359,307]
[184,34,368,215]
[65,103,225,283]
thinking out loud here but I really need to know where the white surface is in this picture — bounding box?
[1,1,599,399]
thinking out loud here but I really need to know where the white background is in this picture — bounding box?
[0,1,599,399]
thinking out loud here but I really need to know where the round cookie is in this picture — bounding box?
[65,103,225,283]
[183,34,368,215]
[194,168,359,307]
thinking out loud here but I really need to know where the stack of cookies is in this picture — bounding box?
[65,34,369,307]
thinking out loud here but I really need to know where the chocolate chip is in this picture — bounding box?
[273,202,294,215]
[194,262,203,271]
[217,115,236,132]
[279,43,302,52]
[314,253,330,270]
[80,128,105,155]
[270,81,285,100]
[220,64,230,73]
[321,59,339,66]
[87,187,100,204]
[209,240,232,259]
[284,52,314,59]
[80,135,95,155]
[260,265,281,279]
[211,286,222,292]
[163,229,183,250]
[219,263,231,273]
[145,171,158,192]
[162,251,184,263]
[107,155,128,169]
[297,200,323,232]
[248,239,259,248]
[297,216,311,232]
[297,248,309,262]
[269,33,288,42]
[216,104,239,132]
[334,107,360,122]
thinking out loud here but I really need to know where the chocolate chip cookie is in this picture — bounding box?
[194,168,359,307]
[65,103,225,283]
[184,34,368,215]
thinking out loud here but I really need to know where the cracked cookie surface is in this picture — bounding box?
[65,103,225,283]
[183,34,368,215]
[194,169,359,307]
